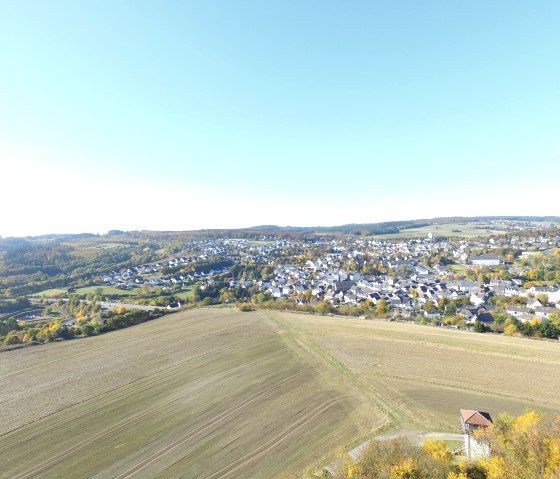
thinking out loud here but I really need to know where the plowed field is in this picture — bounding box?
[0,309,375,478]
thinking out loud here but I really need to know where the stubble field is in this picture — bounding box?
[0,309,375,479]
[274,313,560,431]
[2,309,559,478]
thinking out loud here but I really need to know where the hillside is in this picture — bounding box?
[2,309,560,478]
[0,309,375,479]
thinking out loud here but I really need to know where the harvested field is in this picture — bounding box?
[272,313,560,431]
[0,309,375,479]
[3,309,559,478]
[372,223,505,239]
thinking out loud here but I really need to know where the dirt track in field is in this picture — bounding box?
[275,313,560,431]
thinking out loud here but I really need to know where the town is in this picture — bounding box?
[3,219,558,346]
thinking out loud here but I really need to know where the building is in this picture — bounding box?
[469,254,504,267]
[460,409,493,460]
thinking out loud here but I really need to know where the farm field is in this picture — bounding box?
[373,223,506,239]
[0,309,376,479]
[60,238,137,258]
[32,286,138,298]
[33,286,193,302]
[273,313,560,431]
[74,285,138,297]
[2,309,560,478]
[31,288,68,297]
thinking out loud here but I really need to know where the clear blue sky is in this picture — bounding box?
[1,1,558,236]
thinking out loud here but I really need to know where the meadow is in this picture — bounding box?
[32,286,137,298]
[373,222,506,239]
[1,309,559,478]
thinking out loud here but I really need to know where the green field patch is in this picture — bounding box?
[174,288,193,300]
[373,223,506,240]
[74,286,137,297]
[448,264,469,275]
[32,288,68,297]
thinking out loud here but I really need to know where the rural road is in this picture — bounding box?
[33,297,161,312]
[348,431,464,461]
[97,300,160,312]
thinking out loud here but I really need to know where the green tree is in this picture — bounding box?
[81,323,96,336]
[422,301,436,313]
[473,321,486,333]
[316,301,334,315]
[376,299,390,316]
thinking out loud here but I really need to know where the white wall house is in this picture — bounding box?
[460,409,493,460]
[470,254,504,266]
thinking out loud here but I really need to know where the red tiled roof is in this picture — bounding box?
[460,409,493,427]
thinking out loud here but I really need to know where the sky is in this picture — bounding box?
[1,1,559,237]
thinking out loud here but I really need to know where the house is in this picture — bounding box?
[167,301,182,310]
[424,310,441,320]
[470,293,486,306]
[473,312,494,325]
[460,409,493,460]
[547,289,560,304]
[470,254,504,266]
[460,409,493,433]
[521,251,538,258]
[534,307,556,319]
[506,306,531,317]
[335,280,355,292]
[528,299,543,309]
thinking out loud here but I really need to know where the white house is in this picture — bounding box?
[470,254,504,266]
[460,409,493,460]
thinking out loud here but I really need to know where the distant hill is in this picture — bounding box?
[5,216,560,241]
[244,216,560,236]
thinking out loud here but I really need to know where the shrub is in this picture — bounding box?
[238,303,255,312]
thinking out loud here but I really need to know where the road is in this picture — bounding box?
[348,431,464,462]
[324,430,464,475]
[32,297,161,312]
[97,301,161,312]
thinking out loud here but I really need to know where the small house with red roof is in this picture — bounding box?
[460,409,493,460]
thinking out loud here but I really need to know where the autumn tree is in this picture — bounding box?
[422,438,451,462]
[476,410,560,479]
[376,299,390,317]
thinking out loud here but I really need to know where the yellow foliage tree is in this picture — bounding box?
[422,438,451,462]
[447,472,468,479]
[116,306,127,315]
[482,456,508,479]
[476,410,560,479]
[324,411,560,479]
[530,317,542,328]
[346,463,358,479]
[545,437,560,479]
[504,323,518,336]
[512,410,541,433]
[390,459,420,479]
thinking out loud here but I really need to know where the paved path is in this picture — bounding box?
[97,301,160,312]
[33,297,160,312]
[348,431,464,461]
